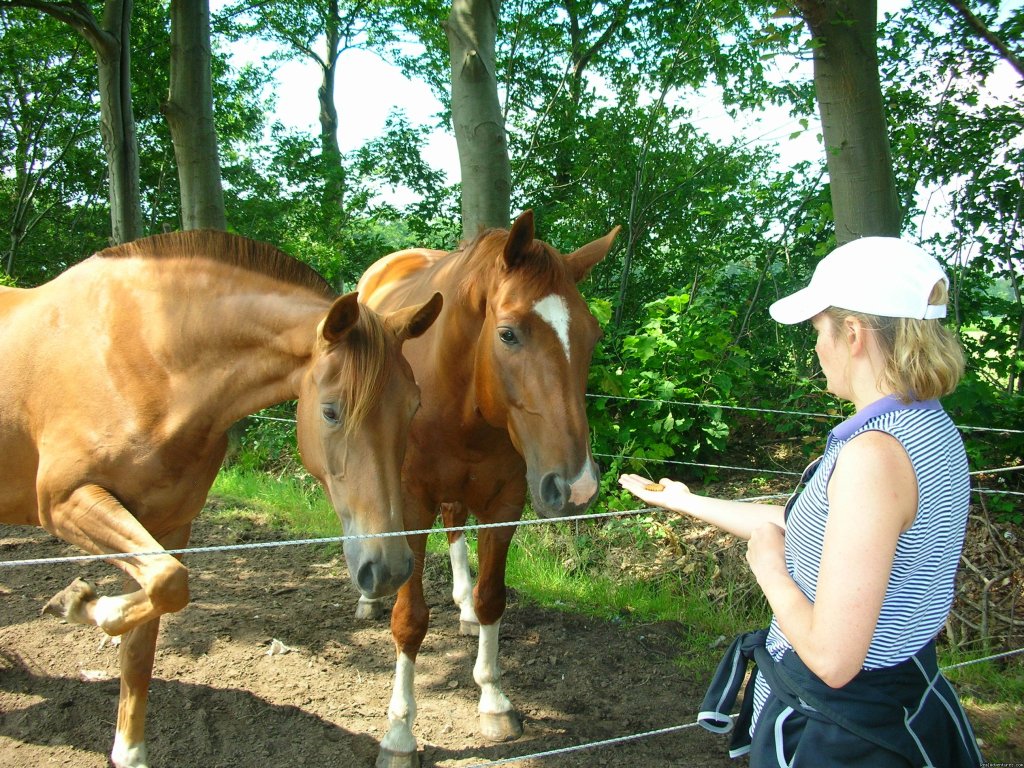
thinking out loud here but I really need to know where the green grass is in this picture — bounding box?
[210,466,340,537]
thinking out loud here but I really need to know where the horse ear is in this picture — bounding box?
[565,225,620,282]
[502,209,536,271]
[322,292,361,344]
[386,291,443,342]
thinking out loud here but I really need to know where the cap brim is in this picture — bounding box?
[769,286,828,325]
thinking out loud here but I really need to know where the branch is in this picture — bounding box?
[944,0,1024,80]
[0,0,114,57]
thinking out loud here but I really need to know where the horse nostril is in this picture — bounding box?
[539,471,569,510]
[356,560,389,595]
[355,553,414,596]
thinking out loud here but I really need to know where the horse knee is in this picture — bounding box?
[391,600,429,651]
[149,559,190,613]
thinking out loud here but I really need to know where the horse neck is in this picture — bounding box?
[423,256,500,427]
[166,288,329,428]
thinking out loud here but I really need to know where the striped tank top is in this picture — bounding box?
[752,395,971,727]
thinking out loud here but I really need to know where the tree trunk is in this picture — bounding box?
[797,0,901,243]
[318,0,345,218]
[445,0,511,239]
[1,0,142,243]
[91,0,142,243]
[165,0,226,231]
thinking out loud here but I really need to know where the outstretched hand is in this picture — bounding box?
[618,473,691,510]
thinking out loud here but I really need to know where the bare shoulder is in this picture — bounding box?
[832,429,918,531]
[838,429,913,472]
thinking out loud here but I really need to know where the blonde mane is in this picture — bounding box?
[337,308,390,436]
[100,230,389,430]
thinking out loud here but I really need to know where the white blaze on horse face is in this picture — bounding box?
[533,294,571,362]
[568,458,600,506]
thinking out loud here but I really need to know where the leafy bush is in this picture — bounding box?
[588,292,753,500]
[228,402,303,477]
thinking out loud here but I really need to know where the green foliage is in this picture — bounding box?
[228,404,303,477]
[588,291,752,495]
[0,9,109,282]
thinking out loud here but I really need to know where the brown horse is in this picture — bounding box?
[356,210,619,767]
[0,230,441,768]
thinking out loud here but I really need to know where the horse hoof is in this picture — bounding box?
[375,747,419,768]
[355,600,384,621]
[480,710,523,742]
[42,577,96,621]
[459,619,480,636]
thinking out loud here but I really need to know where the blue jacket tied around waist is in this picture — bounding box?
[698,629,983,767]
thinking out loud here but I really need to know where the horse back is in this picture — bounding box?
[357,248,448,312]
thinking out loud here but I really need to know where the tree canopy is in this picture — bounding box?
[1,0,1020,502]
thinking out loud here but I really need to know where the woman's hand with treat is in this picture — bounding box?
[618,473,691,510]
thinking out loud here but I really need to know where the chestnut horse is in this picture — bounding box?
[357,210,619,767]
[0,230,441,768]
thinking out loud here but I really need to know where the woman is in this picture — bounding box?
[620,238,982,767]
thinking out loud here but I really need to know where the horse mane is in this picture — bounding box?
[454,227,572,308]
[337,308,390,437]
[96,230,334,298]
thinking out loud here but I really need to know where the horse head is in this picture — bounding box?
[296,291,443,598]
[472,210,619,518]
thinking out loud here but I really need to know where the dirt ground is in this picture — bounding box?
[0,519,739,768]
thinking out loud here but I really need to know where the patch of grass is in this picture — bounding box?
[943,651,1024,704]
[955,696,1024,764]
[210,466,339,538]
[941,649,1024,764]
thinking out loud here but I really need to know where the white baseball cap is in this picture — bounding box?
[769,237,949,325]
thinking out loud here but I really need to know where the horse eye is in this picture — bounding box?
[321,404,341,425]
[498,328,518,345]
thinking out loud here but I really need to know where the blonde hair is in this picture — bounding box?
[825,281,965,402]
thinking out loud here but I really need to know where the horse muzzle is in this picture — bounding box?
[531,459,600,518]
[342,537,414,599]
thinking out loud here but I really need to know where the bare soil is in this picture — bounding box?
[1,519,738,768]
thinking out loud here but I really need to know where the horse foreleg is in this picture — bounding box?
[441,503,479,635]
[472,524,523,742]
[354,595,385,620]
[111,615,160,768]
[40,485,191,636]
[377,532,430,768]
[474,621,521,741]
[378,651,419,768]
[76,522,190,768]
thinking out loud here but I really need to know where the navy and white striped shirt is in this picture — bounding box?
[752,395,971,726]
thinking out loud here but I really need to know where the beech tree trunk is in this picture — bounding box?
[7,0,143,243]
[318,0,345,217]
[445,0,511,239]
[94,0,142,243]
[165,0,226,231]
[796,0,901,243]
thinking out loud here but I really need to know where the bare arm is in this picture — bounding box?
[746,430,917,687]
[618,473,786,540]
